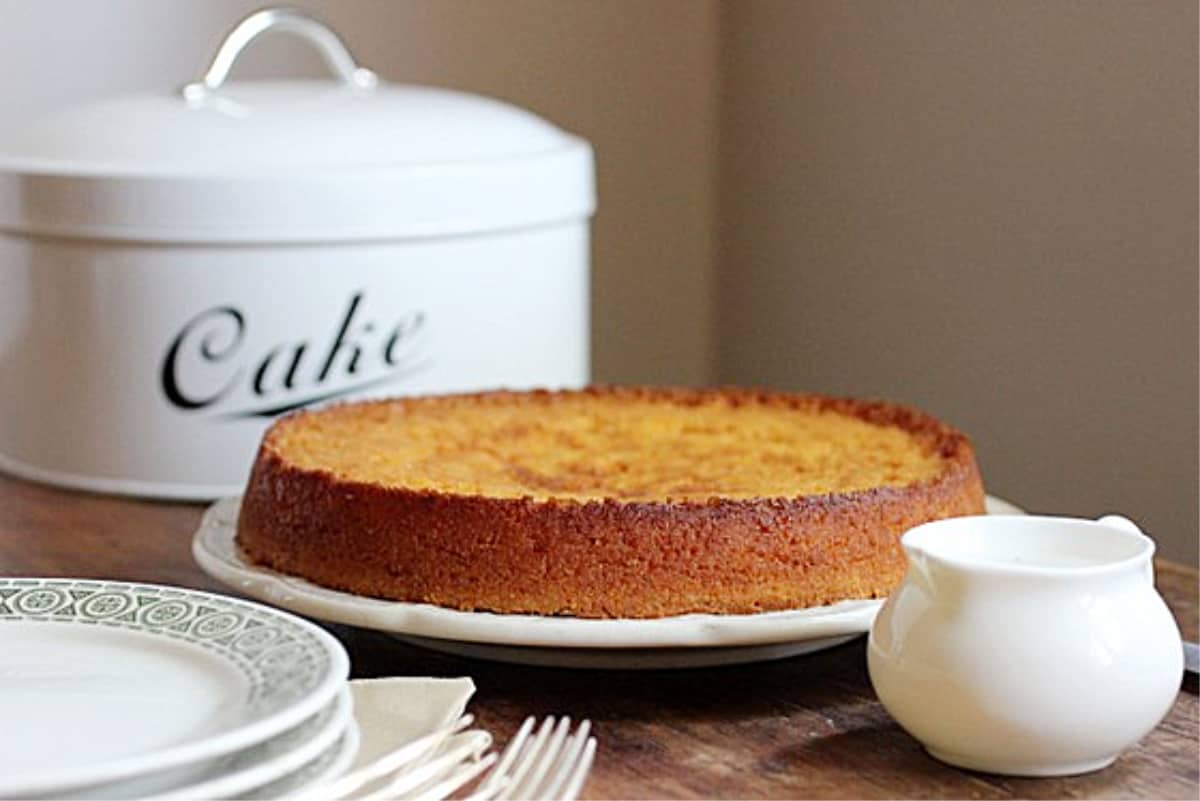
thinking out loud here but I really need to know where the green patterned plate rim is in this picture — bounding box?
[0,577,348,797]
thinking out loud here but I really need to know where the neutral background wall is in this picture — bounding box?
[717,1,1197,563]
[0,1,1195,562]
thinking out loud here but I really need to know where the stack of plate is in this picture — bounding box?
[0,578,353,800]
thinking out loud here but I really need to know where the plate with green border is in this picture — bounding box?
[0,578,348,797]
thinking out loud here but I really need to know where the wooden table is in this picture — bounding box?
[1,473,1196,799]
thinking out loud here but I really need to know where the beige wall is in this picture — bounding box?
[1,2,1195,561]
[717,1,1197,562]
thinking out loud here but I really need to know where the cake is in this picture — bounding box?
[236,387,985,618]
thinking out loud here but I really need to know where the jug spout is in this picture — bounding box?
[1096,515,1143,537]
[1096,515,1156,584]
[900,539,940,595]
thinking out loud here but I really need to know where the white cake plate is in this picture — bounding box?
[194,495,1024,669]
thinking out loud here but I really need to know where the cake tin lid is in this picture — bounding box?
[0,8,594,243]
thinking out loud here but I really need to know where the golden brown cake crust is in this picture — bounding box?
[236,387,986,618]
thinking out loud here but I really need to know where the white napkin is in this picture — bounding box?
[346,677,476,771]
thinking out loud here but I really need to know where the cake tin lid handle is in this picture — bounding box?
[182,7,378,103]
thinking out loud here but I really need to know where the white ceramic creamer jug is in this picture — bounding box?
[868,514,1183,776]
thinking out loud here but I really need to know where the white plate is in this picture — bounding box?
[137,687,353,801]
[75,688,352,800]
[257,722,361,800]
[0,579,349,797]
[392,632,864,669]
[194,496,1023,668]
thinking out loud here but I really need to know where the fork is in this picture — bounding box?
[463,716,596,801]
[292,714,594,801]
[290,714,491,801]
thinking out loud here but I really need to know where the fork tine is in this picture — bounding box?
[498,717,555,800]
[539,720,591,800]
[506,717,572,800]
[287,713,598,801]
[559,736,596,801]
[471,715,535,799]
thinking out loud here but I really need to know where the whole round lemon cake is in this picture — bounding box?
[236,387,985,618]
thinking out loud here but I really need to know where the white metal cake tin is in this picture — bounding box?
[0,8,594,498]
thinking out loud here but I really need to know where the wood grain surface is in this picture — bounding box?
[0,472,1195,799]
